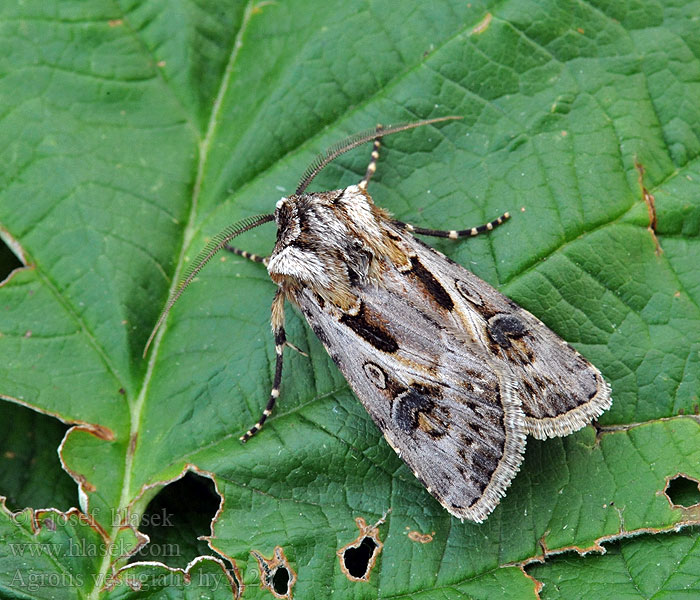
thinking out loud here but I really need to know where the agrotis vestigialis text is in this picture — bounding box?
[145,116,611,522]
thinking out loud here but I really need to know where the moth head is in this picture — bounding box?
[273,196,302,248]
[267,193,332,286]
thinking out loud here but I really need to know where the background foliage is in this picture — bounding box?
[1,0,699,598]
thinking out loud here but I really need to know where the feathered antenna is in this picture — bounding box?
[143,213,275,357]
[296,115,462,195]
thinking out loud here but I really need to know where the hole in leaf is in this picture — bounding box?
[251,546,296,599]
[272,564,291,595]
[129,471,221,569]
[343,536,378,579]
[665,475,700,508]
[0,236,22,280]
[337,516,386,582]
[0,402,73,511]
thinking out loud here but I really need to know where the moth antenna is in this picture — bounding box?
[295,115,463,194]
[143,213,275,357]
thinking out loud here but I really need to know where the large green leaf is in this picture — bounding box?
[1,0,699,597]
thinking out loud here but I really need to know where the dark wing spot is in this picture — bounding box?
[487,314,527,348]
[468,422,483,436]
[545,390,580,415]
[340,303,399,353]
[311,324,331,348]
[585,370,599,400]
[470,476,488,495]
[408,257,454,310]
[346,264,361,287]
[272,567,291,596]
[522,379,537,398]
[392,388,435,433]
[471,449,498,474]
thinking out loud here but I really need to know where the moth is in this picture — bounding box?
[145,116,612,522]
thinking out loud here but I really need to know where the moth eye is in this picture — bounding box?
[455,279,483,306]
[363,362,387,389]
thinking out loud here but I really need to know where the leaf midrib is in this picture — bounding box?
[88,1,258,596]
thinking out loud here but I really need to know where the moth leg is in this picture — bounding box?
[394,212,510,239]
[224,244,269,265]
[240,289,286,442]
[226,253,306,356]
[358,125,383,190]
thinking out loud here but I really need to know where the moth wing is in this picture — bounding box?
[295,281,526,523]
[404,232,612,440]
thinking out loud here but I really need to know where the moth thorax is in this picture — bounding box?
[266,192,382,306]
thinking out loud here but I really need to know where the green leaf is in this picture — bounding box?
[529,528,700,598]
[1,0,699,598]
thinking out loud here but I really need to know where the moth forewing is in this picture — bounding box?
[148,116,612,523]
[263,123,611,522]
[405,233,612,441]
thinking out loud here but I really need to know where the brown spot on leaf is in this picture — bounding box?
[251,546,296,599]
[635,160,662,255]
[470,12,492,34]
[338,516,386,582]
[407,530,434,543]
[72,473,96,493]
